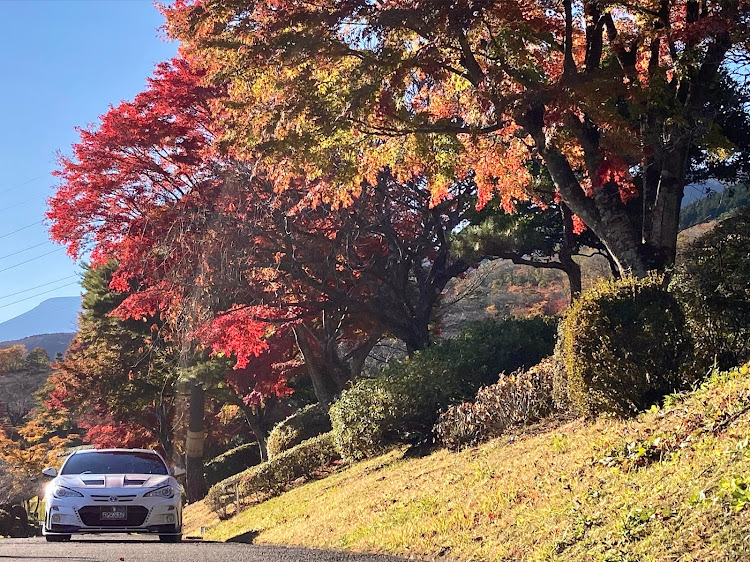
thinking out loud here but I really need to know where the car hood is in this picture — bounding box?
[55,474,172,489]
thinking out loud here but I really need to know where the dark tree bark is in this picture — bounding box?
[292,316,379,407]
[185,382,207,503]
[155,400,175,464]
[559,203,583,299]
[240,401,274,463]
[293,325,340,408]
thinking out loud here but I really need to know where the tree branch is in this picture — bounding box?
[563,0,578,77]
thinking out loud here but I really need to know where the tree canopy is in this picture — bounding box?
[46,55,513,407]
[164,0,750,276]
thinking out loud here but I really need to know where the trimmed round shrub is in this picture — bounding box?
[330,372,438,461]
[330,317,558,460]
[204,443,262,487]
[560,274,692,417]
[672,204,750,371]
[266,404,332,460]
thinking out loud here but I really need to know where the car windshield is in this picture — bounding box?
[61,451,168,475]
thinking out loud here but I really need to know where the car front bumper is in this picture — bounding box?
[43,496,182,535]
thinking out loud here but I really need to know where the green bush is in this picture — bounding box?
[672,205,750,371]
[206,432,340,515]
[560,274,692,417]
[330,317,557,461]
[441,316,559,399]
[434,358,559,450]
[330,374,433,461]
[204,443,262,487]
[266,404,332,459]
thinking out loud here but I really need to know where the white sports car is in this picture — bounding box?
[41,448,185,542]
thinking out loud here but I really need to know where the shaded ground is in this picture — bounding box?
[0,536,410,562]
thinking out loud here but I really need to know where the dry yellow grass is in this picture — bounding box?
[185,363,750,561]
[181,498,220,538]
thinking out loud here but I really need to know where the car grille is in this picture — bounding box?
[90,494,136,502]
[78,505,148,527]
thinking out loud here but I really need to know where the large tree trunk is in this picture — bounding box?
[292,325,340,407]
[348,335,380,380]
[558,159,648,277]
[185,383,207,502]
[560,257,582,301]
[641,142,690,271]
[293,320,381,406]
[243,406,270,462]
[378,276,441,355]
[559,203,583,300]
[155,401,174,464]
[521,108,648,278]
[403,323,431,356]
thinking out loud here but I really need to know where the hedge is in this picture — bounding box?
[330,317,557,460]
[266,404,332,459]
[204,442,263,487]
[206,432,340,515]
[434,357,561,450]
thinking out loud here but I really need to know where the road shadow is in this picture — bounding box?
[66,538,159,544]
[0,554,96,562]
[225,529,260,543]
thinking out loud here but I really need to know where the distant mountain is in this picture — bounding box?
[679,185,749,230]
[0,332,75,360]
[682,179,725,207]
[0,296,81,342]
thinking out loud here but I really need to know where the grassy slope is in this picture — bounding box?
[187,364,750,561]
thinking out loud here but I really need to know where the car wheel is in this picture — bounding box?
[158,534,182,543]
[45,534,71,542]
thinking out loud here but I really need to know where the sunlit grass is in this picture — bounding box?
[181,497,220,538]
[186,363,750,560]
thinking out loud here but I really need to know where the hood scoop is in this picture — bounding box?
[123,477,148,486]
[82,479,105,486]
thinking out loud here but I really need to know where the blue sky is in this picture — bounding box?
[0,1,178,324]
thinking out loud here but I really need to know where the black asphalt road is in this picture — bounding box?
[0,536,412,562]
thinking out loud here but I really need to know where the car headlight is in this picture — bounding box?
[144,485,174,498]
[52,486,84,498]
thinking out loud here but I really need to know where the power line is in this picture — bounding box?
[0,282,80,310]
[0,194,44,214]
[0,275,79,301]
[0,175,45,197]
[0,248,63,275]
[0,221,43,240]
[0,241,50,261]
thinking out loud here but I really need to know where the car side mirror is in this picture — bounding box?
[171,467,186,477]
[42,467,58,478]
